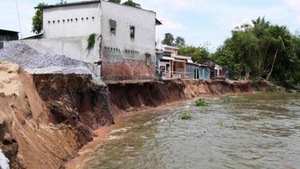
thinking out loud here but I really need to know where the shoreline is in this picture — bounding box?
[0,64,271,169]
[64,86,269,168]
[65,98,202,168]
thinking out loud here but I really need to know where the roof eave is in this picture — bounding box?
[37,0,101,9]
[155,19,162,25]
[0,29,19,33]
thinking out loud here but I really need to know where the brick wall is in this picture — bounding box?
[101,58,155,81]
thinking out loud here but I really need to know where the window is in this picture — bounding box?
[109,19,117,35]
[130,26,135,39]
[145,53,151,65]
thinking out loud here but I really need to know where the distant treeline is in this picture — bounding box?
[162,17,300,88]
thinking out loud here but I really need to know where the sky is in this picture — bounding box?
[1,0,300,52]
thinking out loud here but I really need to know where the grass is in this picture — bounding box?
[195,99,210,107]
[221,94,246,102]
[181,113,192,120]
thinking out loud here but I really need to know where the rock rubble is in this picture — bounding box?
[0,44,93,75]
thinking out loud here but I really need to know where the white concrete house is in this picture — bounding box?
[42,0,160,81]
[4,0,160,81]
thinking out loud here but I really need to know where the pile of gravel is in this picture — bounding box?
[0,44,94,75]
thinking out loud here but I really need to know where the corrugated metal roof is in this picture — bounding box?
[162,56,175,61]
[186,62,209,68]
[163,45,179,50]
[0,29,19,33]
[174,55,192,60]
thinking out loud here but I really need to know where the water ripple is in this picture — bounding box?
[82,93,300,169]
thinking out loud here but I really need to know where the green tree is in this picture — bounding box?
[211,16,300,86]
[252,16,270,29]
[32,2,47,34]
[266,26,288,80]
[108,0,121,4]
[122,0,141,8]
[175,36,185,47]
[178,45,209,63]
[162,33,175,46]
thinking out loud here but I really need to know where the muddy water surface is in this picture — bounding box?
[72,93,300,169]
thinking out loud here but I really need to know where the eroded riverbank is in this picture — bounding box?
[66,93,300,169]
[0,61,270,168]
[107,79,270,118]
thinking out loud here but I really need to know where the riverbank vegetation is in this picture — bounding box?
[181,113,192,120]
[162,17,300,90]
[195,99,210,107]
[211,17,300,89]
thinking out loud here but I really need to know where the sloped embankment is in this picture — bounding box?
[0,62,76,169]
[183,79,270,98]
[108,80,187,118]
[32,74,114,146]
[107,79,270,117]
[0,62,114,169]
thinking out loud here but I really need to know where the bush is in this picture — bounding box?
[181,113,192,120]
[195,99,210,106]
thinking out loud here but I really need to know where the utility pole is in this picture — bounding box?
[15,0,22,39]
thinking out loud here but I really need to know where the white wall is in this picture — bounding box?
[101,1,156,62]
[158,60,169,72]
[43,3,101,38]
[43,1,156,62]
[164,45,179,56]
[214,64,222,76]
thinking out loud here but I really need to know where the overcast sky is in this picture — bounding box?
[1,0,300,52]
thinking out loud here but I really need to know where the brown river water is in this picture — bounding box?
[68,93,300,169]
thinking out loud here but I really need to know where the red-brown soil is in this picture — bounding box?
[107,79,269,118]
[0,61,270,169]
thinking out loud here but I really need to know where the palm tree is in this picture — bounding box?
[252,16,270,28]
[266,26,290,80]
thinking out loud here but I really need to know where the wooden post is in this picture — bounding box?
[171,60,173,78]
[184,61,186,79]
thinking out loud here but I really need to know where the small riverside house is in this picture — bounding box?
[0,29,19,41]
[156,49,174,78]
[156,44,212,80]
[0,29,19,49]
[172,55,192,79]
[186,63,211,80]
[202,59,227,79]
